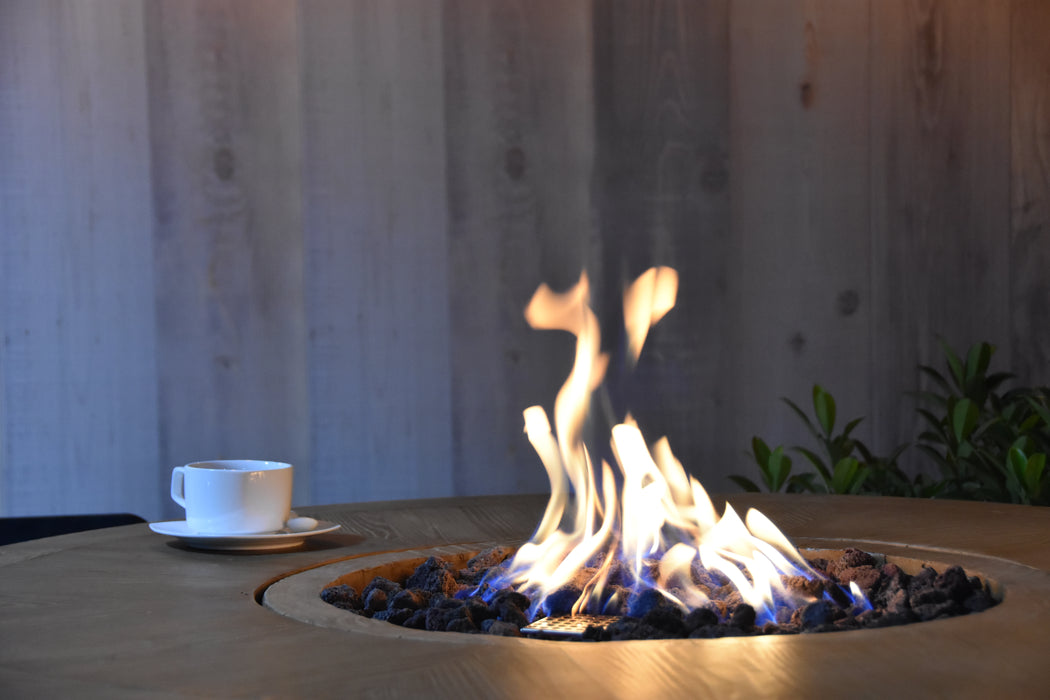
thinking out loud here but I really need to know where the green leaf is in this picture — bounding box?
[1024,453,1046,494]
[964,342,993,386]
[951,399,978,443]
[729,475,761,493]
[917,365,955,398]
[939,338,966,390]
[841,416,864,439]
[830,457,864,494]
[1008,446,1028,483]
[765,446,790,491]
[786,473,819,494]
[813,385,836,436]
[751,436,772,470]
[782,397,821,443]
[793,446,832,482]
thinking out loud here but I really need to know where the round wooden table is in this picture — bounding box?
[2,494,1049,698]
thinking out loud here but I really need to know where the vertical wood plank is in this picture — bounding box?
[592,0,731,485]
[722,0,871,483]
[870,0,1011,459]
[1009,0,1050,386]
[146,0,309,516]
[444,0,595,495]
[0,0,160,517]
[299,0,453,502]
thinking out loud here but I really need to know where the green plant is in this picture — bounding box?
[914,340,1050,505]
[735,385,909,496]
[732,339,1050,506]
[729,438,815,493]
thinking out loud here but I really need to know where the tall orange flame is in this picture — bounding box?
[482,268,859,625]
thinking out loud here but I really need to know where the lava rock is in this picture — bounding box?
[425,607,456,632]
[835,566,882,593]
[684,606,719,633]
[490,590,530,611]
[910,587,948,607]
[823,582,852,608]
[884,588,911,616]
[320,584,362,611]
[465,598,496,625]
[798,601,834,630]
[964,589,996,613]
[784,575,825,599]
[729,604,757,630]
[935,566,973,603]
[467,546,513,571]
[362,576,402,598]
[628,589,675,619]
[543,585,583,616]
[839,547,877,568]
[364,588,389,614]
[482,619,522,637]
[606,619,660,641]
[445,617,478,634]
[374,608,414,625]
[406,557,458,597]
[402,610,428,629]
[642,606,687,637]
[496,602,529,629]
[389,589,428,611]
[606,560,637,589]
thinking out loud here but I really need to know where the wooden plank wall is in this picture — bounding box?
[1,0,1048,521]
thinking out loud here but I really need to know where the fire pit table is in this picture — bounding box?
[2,493,1049,697]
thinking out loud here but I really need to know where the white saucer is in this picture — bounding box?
[149,520,341,551]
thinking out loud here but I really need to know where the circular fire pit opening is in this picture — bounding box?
[262,539,1004,643]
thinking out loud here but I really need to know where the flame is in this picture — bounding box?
[481,268,864,625]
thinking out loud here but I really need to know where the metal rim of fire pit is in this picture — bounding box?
[262,538,1021,646]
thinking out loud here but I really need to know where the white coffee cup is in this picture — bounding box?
[170,460,293,534]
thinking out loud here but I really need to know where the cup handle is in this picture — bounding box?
[171,466,187,509]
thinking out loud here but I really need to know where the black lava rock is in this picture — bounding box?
[364,588,389,614]
[935,566,973,603]
[799,601,834,630]
[482,619,522,637]
[401,609,428,629]
[729,604,757,630]
[642,606,686,637]
[320,584,362,611]
[626,589,670,618]
[362,576,402,598]
[406,557,458,597]
[389,589,428,611]
[445,617,478,634]
[497,602,529,628]
[684,606,719,632]
[543,585,583,616]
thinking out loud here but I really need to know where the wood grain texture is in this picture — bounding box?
[592,0,731,485]
[3,494,1050,697]
[147,0,309,517]
[444,0,594,497]
[0,0,160,517]
[870,0,1011,463]
[299,0,454,504]
[1,1,1049,520]
[1009,0,1050,382]
[723,0,872,480]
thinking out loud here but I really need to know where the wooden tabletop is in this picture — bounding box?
[2,493,1050,698]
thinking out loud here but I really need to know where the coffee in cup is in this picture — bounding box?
[170,460,293,534]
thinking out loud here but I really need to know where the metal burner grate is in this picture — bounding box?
[520,614,622,638]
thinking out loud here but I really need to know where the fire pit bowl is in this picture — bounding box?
[260,493,1050,696]
[3,493,1050,697]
